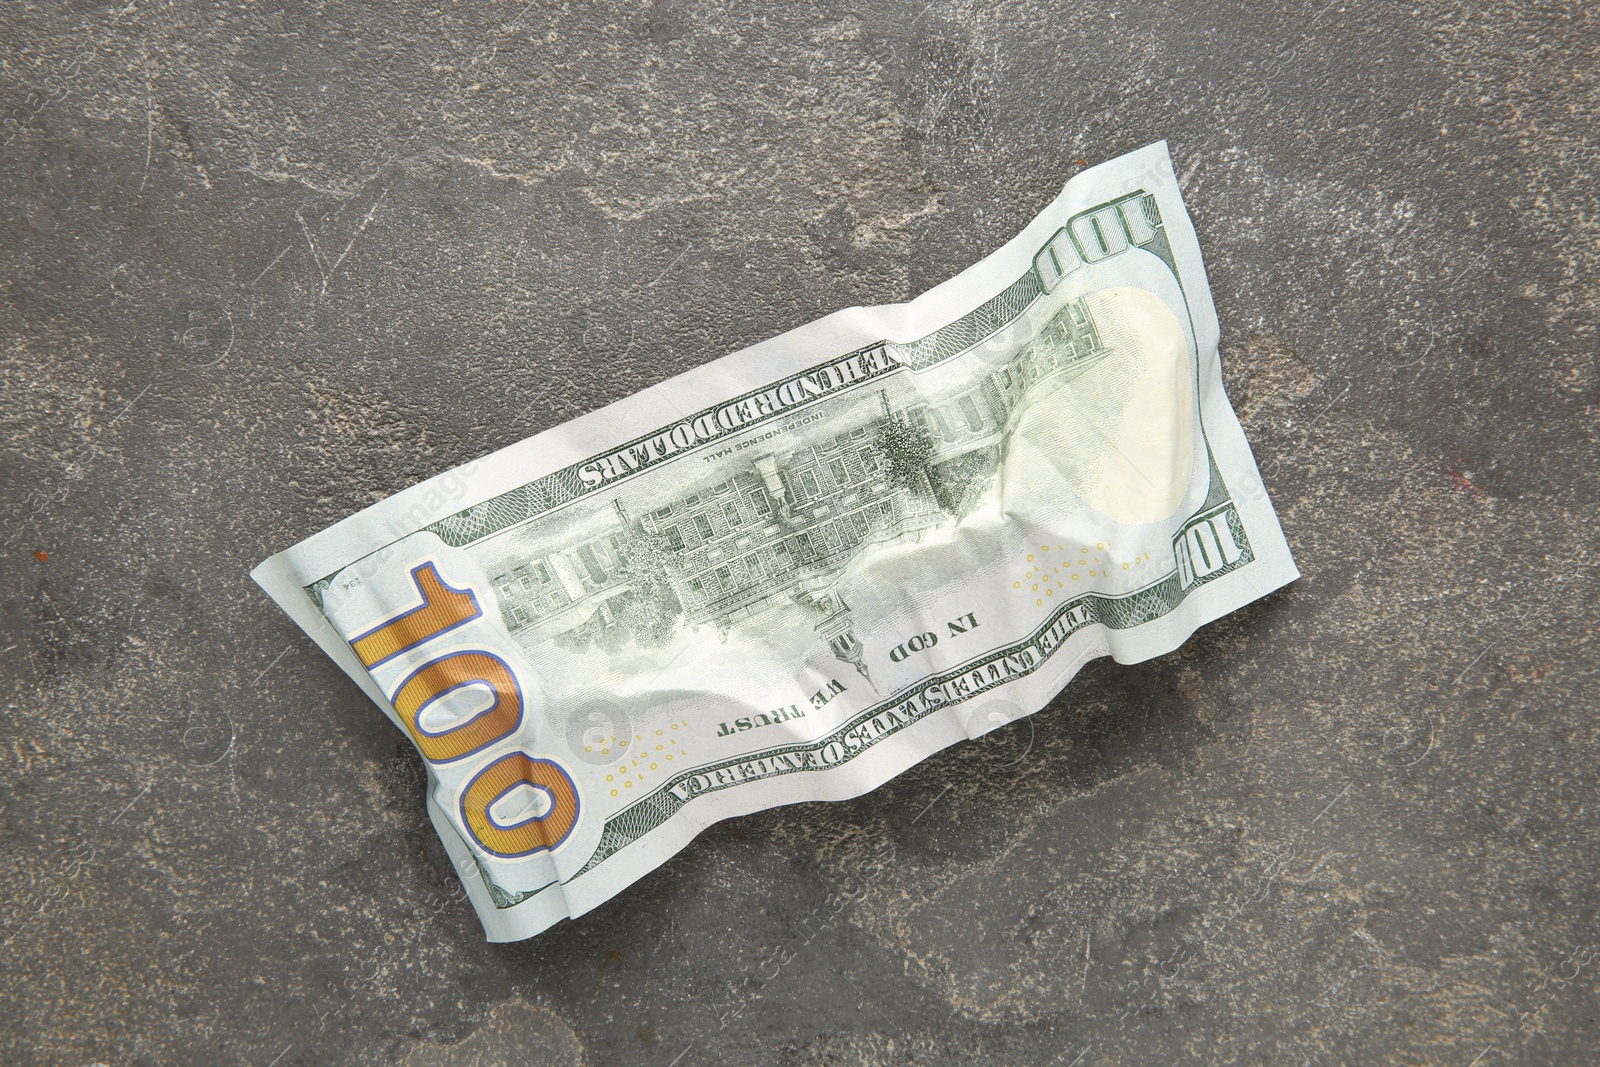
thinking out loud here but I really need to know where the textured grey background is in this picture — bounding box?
[3,2,1597,1065]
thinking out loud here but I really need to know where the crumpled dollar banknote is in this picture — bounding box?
[253,142,1297,941]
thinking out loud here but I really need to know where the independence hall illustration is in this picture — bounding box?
[485,298,1105,667]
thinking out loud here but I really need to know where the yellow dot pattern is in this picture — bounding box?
[1015,542,1153,606]
[606,720,689,798]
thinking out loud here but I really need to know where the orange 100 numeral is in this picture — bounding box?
[348,561,579,855]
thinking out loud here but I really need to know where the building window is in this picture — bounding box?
[716,566,733,590]
[723,501,742,528]
[532,561,550,583]
[654,506,673,519]
[932,408,958,441]
[694,514,714,540]
[822,524,841,550]
[851,511,870,539]
[577,544,607,584]
[859,448,878,473]
[828,458,848,486]
[684,493,701,506]
[799,470,820,499]
[744,553,763,577]
[773,542,793,569]
[690,577,705,601]
[959,395,984,432]
[749,488,771,516]
[512,607,529,625]
[795,532,814,562]
[665,526,685,552]
[714,480,731,494]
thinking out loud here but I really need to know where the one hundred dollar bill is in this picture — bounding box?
[253,142,1298,941]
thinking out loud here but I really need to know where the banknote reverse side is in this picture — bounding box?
[253,142,1298,941]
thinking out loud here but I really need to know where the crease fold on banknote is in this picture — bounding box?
[252,141,1299,941]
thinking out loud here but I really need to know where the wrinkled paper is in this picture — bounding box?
[253,142,1298,941]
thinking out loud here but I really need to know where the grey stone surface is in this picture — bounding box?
[2,1,1596,1064]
